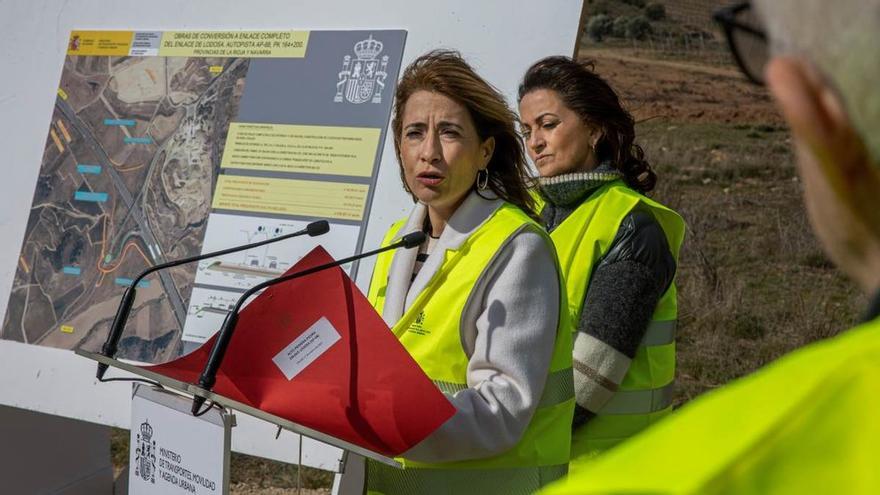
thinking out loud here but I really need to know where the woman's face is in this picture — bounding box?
[399,90,494,216]
[519,88,601,177]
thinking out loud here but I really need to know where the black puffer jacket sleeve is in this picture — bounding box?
[572,208,676,429]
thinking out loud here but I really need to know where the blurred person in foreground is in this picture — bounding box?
[517,58,685,463]
[539,0,880,493]
[358,50,574,494]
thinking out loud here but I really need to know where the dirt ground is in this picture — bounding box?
[583,47,861,404]
[231,486,328,495]
[584,47,784,125]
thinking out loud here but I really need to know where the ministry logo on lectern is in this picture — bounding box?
[135,420,157,483]
[334,35,389,104]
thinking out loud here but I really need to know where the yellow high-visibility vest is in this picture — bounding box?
[543,180,685,458]
[366,203,575,494]
[540,316,880,494]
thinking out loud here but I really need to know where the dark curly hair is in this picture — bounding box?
[393,50,537,218]
[517,56,656,193]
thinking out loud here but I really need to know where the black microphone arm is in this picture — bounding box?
[96,220,331,380]
[190,230,426,415]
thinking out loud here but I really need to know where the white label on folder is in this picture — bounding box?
[272,317,341,380]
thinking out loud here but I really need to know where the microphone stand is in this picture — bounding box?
[190,231,426,415]
[96,220,330,380]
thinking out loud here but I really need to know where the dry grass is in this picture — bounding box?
[228,452,333,493]
[640,120,864,403]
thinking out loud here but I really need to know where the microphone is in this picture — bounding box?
[96,220,331,380]
[190,230,426,415]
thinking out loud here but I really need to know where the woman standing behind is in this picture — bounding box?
[518,57,685,462]
[364,51,574,494]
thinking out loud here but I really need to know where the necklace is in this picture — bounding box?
[423,217,441,239]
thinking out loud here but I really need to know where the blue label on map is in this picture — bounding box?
[104,119,136,126]
[62,266,81,275]
[114,278,150,288]
[124,136,153,144]
[76,164,102,174]
[74,191,108,202]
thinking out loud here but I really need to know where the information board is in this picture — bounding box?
[2,29,406,360]
[0,0,587,468]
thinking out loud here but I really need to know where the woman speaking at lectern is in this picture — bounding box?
[362,51,574,494]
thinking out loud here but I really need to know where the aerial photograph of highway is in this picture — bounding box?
[2,53,249,362]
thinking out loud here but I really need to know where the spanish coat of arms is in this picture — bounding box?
[334,35,389,104]
[134,420,157,483]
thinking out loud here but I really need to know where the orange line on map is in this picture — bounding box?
[95,193,152,277]
[96,212,111,274]
[117,163,144,172]
[97,204,115,274]
[145,68,157,84]
[107,155,144,173]
[19,256,30,273]
[50,128,65,153]
[97,209,111,272]
[97,240,151,275]
[56,119,72,142]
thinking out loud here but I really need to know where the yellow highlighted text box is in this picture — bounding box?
[221,123,381,177]
[60,325,74,334]
[67,31,133,56]
[159,31,309,58]
[213,176,368,221]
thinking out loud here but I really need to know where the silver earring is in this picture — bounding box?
[477,169,489,190]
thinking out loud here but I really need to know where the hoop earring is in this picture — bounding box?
[477,169,489,190]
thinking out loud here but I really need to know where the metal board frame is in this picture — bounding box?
[79,348,401,468]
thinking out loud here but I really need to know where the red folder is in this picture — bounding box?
[140,246,456,456]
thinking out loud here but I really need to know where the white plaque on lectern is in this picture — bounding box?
[130,384,234,495]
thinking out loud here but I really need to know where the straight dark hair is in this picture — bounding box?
[393,50,537,218]
[518,56,657,193]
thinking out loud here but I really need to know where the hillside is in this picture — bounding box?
[578,46,861,405]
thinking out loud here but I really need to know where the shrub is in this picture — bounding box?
[590,0,613,15]
[645,2,666,20]
[612,16,630,38]
[586,14,614,42]
[626,15,652,40]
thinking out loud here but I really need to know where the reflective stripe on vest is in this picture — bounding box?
[642,320,676,346]
[600,382,674,415]
[546,181,685,458]
[366,203,575,493]
[430,367,574,409]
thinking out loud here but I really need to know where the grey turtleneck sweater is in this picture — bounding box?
[539,167,676,429]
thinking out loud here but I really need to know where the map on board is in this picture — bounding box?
[2,30,406,363]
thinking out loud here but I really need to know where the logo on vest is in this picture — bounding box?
[407,311,430,336]
[135,420,157,483]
